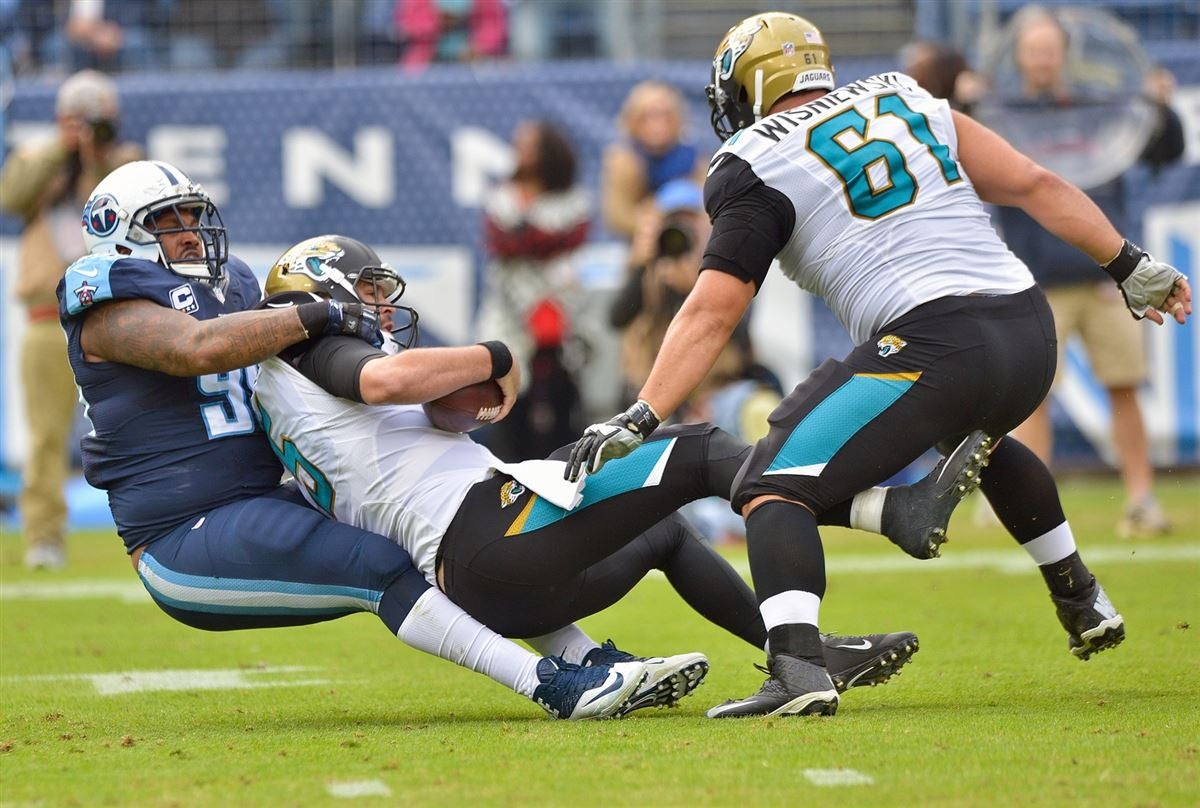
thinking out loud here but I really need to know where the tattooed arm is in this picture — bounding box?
[80,298,310,376]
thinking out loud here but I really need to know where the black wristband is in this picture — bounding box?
[478,340,513,380]
[297,301,331,338]
[1101,239,1144,284]
[623,399,661,437]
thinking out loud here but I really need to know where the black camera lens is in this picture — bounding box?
[656,223,693,258]
[89,118,117,146]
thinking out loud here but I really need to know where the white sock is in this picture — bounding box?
[759,590,821,631]
[849,487,888,535]
[524,624,598,665]
[1022,521,1078,566]
[396,589,541,697]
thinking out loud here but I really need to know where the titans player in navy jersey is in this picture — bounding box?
[55,160,649,720]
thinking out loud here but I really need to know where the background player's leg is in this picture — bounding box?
[980,436,1124,659]
[565,514,766,648]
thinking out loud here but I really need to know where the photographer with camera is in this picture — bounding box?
[610,180,781,545]
[614,182,744,403]
[0,69,140,569]
[610,180,777,426]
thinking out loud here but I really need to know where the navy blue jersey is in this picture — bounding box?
[57,255,283,552]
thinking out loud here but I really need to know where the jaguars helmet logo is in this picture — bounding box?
[264,237,358,301]
[877,335,907,357]
[278,239,346,284]
[716,18,763,80]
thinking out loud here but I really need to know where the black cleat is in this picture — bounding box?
[883,430,993,559]
[1050,576,1125,661]
[821,631,920,692]
[705,654,838,718]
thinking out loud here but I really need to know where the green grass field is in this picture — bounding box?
[2,477,1198,806]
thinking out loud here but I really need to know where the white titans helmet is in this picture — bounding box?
[80,160,228,285]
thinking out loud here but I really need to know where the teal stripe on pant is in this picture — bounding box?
[766,375,915,474]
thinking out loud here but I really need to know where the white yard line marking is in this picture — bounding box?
[692,541,1200,579]
[327,780,393,799]
[2,543,1197,602]
[0,580,149,602]
[803,768,875,786]
[10,667,329,695]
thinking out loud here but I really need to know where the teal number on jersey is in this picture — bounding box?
[198,368,256,438]
[254,401,336,515]
[807,93,958,219]
[876,94,961,184]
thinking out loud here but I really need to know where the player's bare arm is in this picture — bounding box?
[81,297,310,375]
[565,270,754,481]
[358,343,520,412]
[953,111,1123,262]
[637,270,756,419]
[954,110,1190,325]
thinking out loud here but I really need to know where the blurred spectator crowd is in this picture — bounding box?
[0,0,630,76]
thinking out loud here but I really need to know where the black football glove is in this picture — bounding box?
[311,300,385,347]
[565,400,661,482]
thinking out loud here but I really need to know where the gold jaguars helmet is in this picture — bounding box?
[705,12,835,141]
[265,234,420,347]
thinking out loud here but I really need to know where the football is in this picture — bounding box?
[422,380,505,433]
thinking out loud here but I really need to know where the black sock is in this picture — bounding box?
[767,623,825,665]
[746,501,827,602]
[818,499,852,528]
[1039,551,1093,598]
[980,438,1067,542]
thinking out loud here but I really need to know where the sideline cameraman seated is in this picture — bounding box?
[0,70,140,569]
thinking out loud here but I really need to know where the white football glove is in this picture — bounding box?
[1104,240,1187,320]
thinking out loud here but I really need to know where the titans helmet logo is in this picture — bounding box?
[83,193,121,237]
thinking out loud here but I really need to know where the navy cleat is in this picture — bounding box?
[1050,577,1125,661]
[583,640,708,716]
[883,430,994,559]
[705,655,838,719]
[532,656,647,720]
[821,631,919,692]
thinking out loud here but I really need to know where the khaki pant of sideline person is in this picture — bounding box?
[19,314,77,556]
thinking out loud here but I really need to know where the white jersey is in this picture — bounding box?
[253,356,495,582]
[705,72,1034,345]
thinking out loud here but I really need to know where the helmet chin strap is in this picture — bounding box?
[753,68,765,121]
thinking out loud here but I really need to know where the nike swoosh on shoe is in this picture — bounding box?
[835,640,872,650]
[581,673,625,708]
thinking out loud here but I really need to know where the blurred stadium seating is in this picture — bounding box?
[0,1,1197,527]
